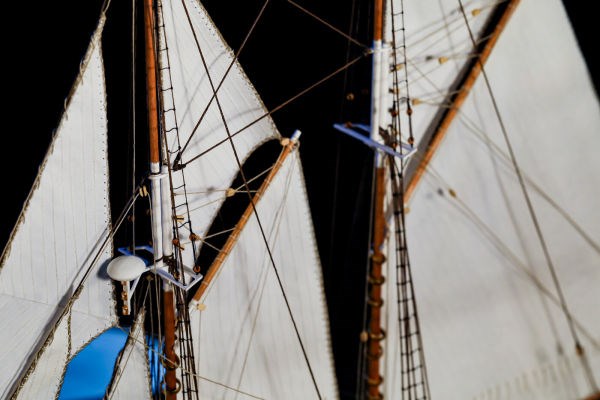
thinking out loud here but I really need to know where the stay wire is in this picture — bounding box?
[131,0,137,252]
[285,0,368,49]
[175,0,272,160]
[462,2,598,389]
[390,159,431,400]
[331,0,359,282]
[178,0,323,396]
[179,54,365,169]
[406,55,600,257]
[418,164,600,350]
[9,189,140,399]
[107,286,150,399]
[105,286,265,400]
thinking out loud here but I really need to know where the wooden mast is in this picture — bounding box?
[366,168,386,399]
[366,0,386,398]
[143,0,178,398]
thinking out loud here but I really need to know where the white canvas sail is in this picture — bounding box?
[0,19,117,398]
[381,0,494,141]
[157,0,279,270]
[379,0,600,398]
[108,312,152,399]
[191,152,338,399]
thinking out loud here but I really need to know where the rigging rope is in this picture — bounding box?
[389,159,430,400]
[403,51,568,357]
[396,0,415,145]
[285,0,368,49]
[457,0,598,391]
[175,0,369,164]
[131,0,137,253]
[175,0,272,161]
[156,0,199,268]
[228,161,297,395]
[456,113,600,255]
[357,160,377,400]
[417,164,600,350]
[179,54,365,169]
[386,0,431,397]
[9,189,140,399]
[178,0,323,396]
[107,286,150,399]
[106,285,266,400]
[174,285,200,399]
[405,55,600,255]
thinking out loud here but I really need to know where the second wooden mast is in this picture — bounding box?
[366,0,387,398]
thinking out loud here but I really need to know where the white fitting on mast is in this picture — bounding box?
[149,163,163,265]
[371,39,384,166]
[161,165,174,258]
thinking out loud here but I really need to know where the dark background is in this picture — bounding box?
[2,1,596,398]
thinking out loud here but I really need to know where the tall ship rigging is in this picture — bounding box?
[1,0,598,399]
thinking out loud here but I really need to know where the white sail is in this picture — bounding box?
[382,0,600,398]
[108,313,152,399]
[0,20,116,398]
[379,0,493,143]
[191,152,338,399]
[158,0,279,269]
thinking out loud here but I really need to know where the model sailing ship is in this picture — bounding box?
[0,0,598,399]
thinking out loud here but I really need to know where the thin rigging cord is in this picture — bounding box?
[389,0,431,394]
[178,0,322,396]
[105,290,266,400]
[145,191,163,386]
[398,0,415,145]
[156,0,201,273]
[406,53,600,256]
[418,165,600,350]
[9,190,140,398]
[175,0,272,161]
[175,0,369,163]
[285,0,368,49]
[356,157,378,400]
[231,162,297,395]
[329,0,358,282]
[131,0,137,253]
[457,113,600,255]
[107,287,150,399]
[179,54,365,169]
[457,1,598,391]
[146,275,159,400]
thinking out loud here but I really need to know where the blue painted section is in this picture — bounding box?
[58,327,166,399]
[147,335,166,396]
[58,327,129,400]
[333,123,416,159]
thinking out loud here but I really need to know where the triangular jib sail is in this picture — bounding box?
[0,15,116,399]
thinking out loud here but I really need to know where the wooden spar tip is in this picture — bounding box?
[190,132,300,303]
